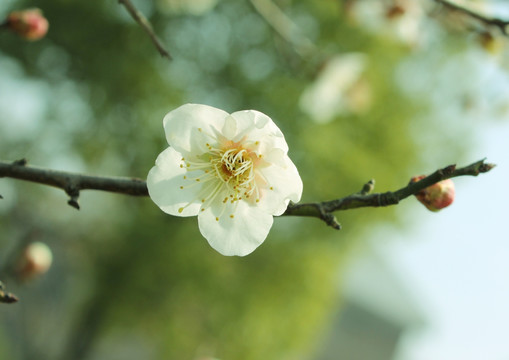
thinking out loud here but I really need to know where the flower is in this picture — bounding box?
[411,175,455,212]
[299,53,371,124]
[15,242,53,281]
[6,8,49,41]
[147,104,303,256]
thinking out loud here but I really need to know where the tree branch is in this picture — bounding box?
[434,0,509,35]
[0,158,495,227]
[118,0,172,60]
[284,159,495,228]
[0,159,148,210]
[249,0,316,58]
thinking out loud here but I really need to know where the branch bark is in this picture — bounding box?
[118,0,172,60]
[434,0,509,35]
[0,158,495,226]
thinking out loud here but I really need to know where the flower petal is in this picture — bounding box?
[257,149,303,216]
[198,201,274,256]
[229,110,289,154]
[147,147,203,217]
[163,104,229,156]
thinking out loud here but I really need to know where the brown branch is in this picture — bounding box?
[0,158,495,227]
[434,0,509,35]
[283,159,495,229]
[0,159,148,210]
[118,0,172,60]
[249,0,316,58]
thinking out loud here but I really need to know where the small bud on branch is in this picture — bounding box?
[5,8,48,41]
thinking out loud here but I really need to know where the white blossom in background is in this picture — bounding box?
[299,53,371,124]
[346,0,428,48]
[147,104,303,256]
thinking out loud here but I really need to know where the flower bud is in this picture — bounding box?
[411,175,455,212]
[6,8,48,41]
[15,242,53,281]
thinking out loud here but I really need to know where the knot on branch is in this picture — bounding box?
[360,179,375,195]
[439,164,456,177]
[12,158,27,166]
[314,203,341,230]
[65,185,80,210]
[377,192,399,207]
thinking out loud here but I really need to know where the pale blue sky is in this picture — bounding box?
[389,119,509,360]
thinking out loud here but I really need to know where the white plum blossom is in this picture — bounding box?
[299,53,371,123]
[147,104,303,256]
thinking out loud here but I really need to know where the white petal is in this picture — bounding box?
[147,147,203,217]
[257,151,303,216]
[230,110,289,154]
[221,115,237,139]
[163,104,229,156]
[198,201,274,256]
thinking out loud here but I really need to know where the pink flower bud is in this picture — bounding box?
[15,242,53,281]
[6,8,49,41]
[411,175,455,212]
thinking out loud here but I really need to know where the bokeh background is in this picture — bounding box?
[0,0,508,359]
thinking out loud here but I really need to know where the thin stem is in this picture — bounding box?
[434,0,509,35]
[284,159,495,228]
[249,0,316,58]
[118,0,172,60]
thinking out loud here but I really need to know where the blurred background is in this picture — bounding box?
[0,0,508,359]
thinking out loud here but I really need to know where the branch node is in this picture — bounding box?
[12,158,27,166]
[480,162,496,173]
[65,186,80,210]
[360,179,375,195]
[315,203,341,230]
[378,191,399,207]
[440,164,456,176]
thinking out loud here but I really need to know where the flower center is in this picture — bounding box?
[177,139,265,219]
[213,148,255,194]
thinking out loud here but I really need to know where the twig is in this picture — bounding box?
[118,0,172,60]
[434,0,509,35]
[0,159,148,210]
[0,158,495,227]
[249,0,316,58]
[284,159,495,228]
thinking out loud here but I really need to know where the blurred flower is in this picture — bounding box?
[299,53,372,123]
[147,104,302,256]
[411,176,455,212]
[346,0,427,47]
[15,242,53,281]
[5,8,49,41]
